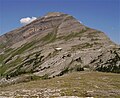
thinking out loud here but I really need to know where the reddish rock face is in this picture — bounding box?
[0,12,112,50]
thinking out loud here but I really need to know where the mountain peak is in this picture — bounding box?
[0,12,120,86]
[44,12,65,17]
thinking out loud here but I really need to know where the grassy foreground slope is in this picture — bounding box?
[0,72,120,98]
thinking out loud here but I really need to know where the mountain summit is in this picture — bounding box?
[0,12,120,85]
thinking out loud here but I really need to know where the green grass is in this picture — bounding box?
[41,32,57,43]
[56,29,87,41]
[0,54,4,64]
[0,48,43,77]
[0,57,23,76]
[0,72,120,97]
[64,29,87,41]
[0,48,14,66]
[72,43,93,51]
[91,38,99,41]
[12,41,35,56]
[87,31,99,38]
[0,43,6,49]
[0,42,35,76]
[4,48,13,53]
[0,41,35,64]
[41,26,58,43]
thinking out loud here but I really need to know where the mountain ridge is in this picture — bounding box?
[0,12,120,86]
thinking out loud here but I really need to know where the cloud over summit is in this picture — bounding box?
[20,17,37,25]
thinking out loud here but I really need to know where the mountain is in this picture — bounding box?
[0,12,120,85]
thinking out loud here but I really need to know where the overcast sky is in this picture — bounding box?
[0,0,120,44]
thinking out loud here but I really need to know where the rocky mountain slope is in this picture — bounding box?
[0,12,120,85]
